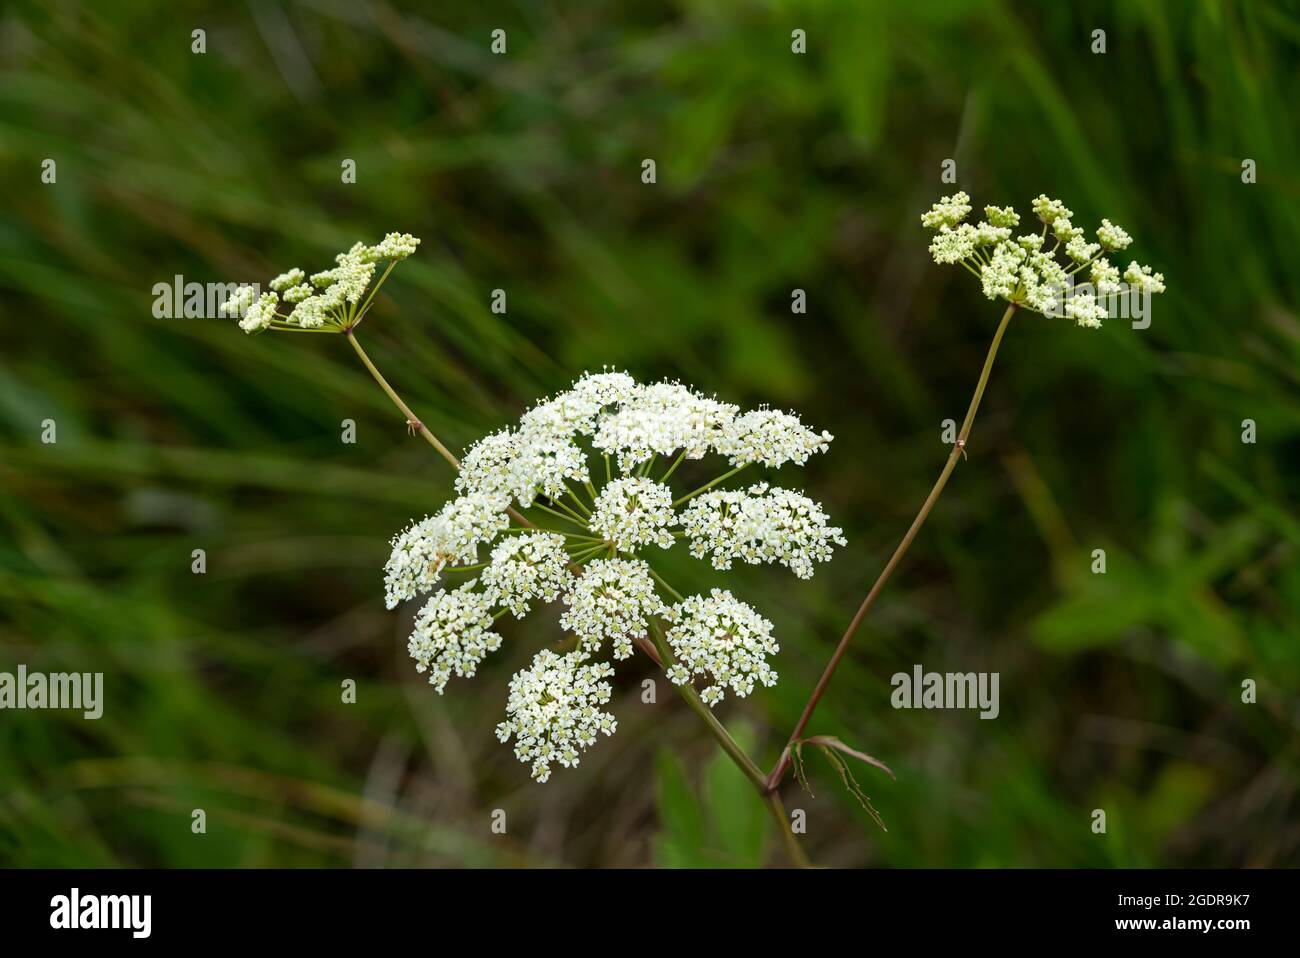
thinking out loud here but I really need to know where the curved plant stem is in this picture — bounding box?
[345,329,459,468]
[765,302,1018,793]
[648,567,685,603]
[672,464,748,507]
[344,329,535,530]
[648,622,810,868]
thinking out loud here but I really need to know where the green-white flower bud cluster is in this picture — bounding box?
[220,232,421,333]
[923,193,1165,328]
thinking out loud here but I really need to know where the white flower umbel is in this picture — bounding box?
[480,532,574,618]
[681,482,846,579]
[922,193,1165,327]
[383,493,510,609]
[377,370,845,781]
[715,407,833,469]
[222,232,421,334]
[664,589,779,707]
[407,582,500,694]
[495,649,616,783]
[589,477,676,551]
[559,558,666,660]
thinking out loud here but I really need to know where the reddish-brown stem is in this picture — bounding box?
[765,302,1018,793]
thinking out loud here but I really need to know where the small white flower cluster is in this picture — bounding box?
[921,192,1165,327]
[592,381,739,471]
[384,370,844,780]
[383,493,510,609]
[715,408,832,468]
[221,232,421,333]
[559,558,666,660]
[680,482,846,579]
[480,532,574,618]
[456,426,588,508]
[664,589,779,706]
[407,582,500,693]
[495,649,616,783]
[589,477,676,551]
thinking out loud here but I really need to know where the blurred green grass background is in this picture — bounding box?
[1,0,1298,867]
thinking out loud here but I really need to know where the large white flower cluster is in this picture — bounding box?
[383,370,845,781]
[221,232,421,333]
[922,193,1165,327]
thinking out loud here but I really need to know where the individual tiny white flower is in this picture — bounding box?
[495,649,616,782]
[269,268,305,292]
[1064,290,1107,328]
[407,582,500,693]
[383,493,510,608]
[928,224,977,264]
[1065,235,1101,264]
[1031,194,1073,224]
[480,532,574,618]
[681,482,846,579]
[921,191,972,228]
[592,381,737,470]
[715,407,832,468]
[1123,261,1166,294]
[559,558,666,659]
[1096,218,1132,251]
[589,477,676,551]
[239,291,279,333]
[663,589,779,707]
